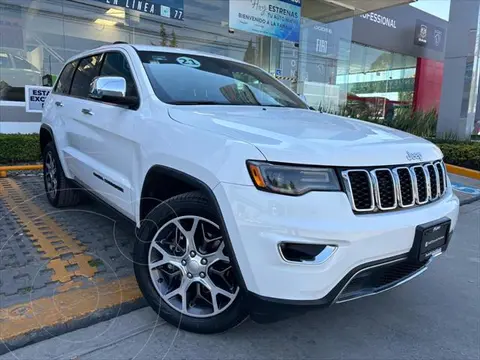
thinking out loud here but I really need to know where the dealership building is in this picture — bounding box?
[0,0,475,137]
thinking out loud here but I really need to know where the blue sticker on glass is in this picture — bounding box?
[176,57,201,67]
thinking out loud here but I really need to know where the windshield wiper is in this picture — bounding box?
[170,101,234,105]
[261,104,301,109]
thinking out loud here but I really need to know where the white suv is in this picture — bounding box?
[40,44,460,333]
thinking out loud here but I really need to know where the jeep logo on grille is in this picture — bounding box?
[406,151,423,162]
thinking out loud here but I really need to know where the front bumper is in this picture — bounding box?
[214,182,460,305]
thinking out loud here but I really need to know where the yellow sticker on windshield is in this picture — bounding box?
[176,56,201,68]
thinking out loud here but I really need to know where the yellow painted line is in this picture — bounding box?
[0,178,96,284]
[0,276,142,342]
[0,165,42,178]
[446,164,480,180]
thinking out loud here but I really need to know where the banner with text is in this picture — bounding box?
[229,0,301,42]
[90,0,184,21]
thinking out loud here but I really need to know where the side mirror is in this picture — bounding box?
[89,76,138,108]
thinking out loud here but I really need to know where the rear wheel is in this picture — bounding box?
[134,191,248,333]
[43,142,81,207]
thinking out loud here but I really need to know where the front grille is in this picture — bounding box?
[342,161,448,213]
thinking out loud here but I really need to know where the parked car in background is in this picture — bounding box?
[0,47,42,101]
[40,43,460,334]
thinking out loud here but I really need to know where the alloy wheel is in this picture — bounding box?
[148,215,239,318]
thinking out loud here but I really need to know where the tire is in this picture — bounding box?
[43,142,81,207]
[134,191,248,334]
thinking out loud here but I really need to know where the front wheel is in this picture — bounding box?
[134,191,248,333]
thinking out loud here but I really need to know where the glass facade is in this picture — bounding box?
[337,43,417,119]
[0,0,280,104]
[0,0,429,130]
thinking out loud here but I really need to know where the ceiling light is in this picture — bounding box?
[94,18,117,26]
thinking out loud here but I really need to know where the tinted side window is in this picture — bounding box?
[100,52,138,97]
[54,61,78,95]
[70,54,102,98]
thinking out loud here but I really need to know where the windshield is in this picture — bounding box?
[138,51,307,109]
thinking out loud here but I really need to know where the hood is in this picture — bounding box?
[168,106,443,167]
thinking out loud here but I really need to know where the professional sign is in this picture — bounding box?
[360,12,397,29]
[414,19,445,51]
[229,0,301,42]
[90,0,184,20]
[25,86,52,113]
[352,5,447,60]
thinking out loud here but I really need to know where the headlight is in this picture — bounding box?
[246,161,341,195]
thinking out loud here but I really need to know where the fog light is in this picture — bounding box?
[279,243,337,265]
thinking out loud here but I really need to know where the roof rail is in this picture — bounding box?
[113,41,129,44]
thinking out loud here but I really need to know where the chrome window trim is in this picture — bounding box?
[341,170,375,212]
[370,169,397,211]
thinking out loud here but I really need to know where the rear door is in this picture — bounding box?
[44,59,79,176]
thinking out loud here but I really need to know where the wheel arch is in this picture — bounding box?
[138,164,248,291]
[39,124,54,155]
[39,123,73,179]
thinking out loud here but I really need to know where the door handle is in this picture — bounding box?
[55,101,63,107]
[82,108,94,115]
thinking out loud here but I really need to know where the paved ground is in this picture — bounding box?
[0,176,143,353]
[1,201,479,360]
[450,174,480,204]
[0,172,478,358]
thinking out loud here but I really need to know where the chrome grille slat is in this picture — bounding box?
[435,161,446,195]
[425,164,439,200]
[371,169,397,210]
[342,170,375,212]
[392,167,415,208]
[342,160,448,213]
[413,165,429,205]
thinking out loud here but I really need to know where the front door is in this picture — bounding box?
[63,51,139,218]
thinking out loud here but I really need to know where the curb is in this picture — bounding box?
[0,165,42,178]
[0,276,146,356]
[446,164,480,180]
[0,299,146,356]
